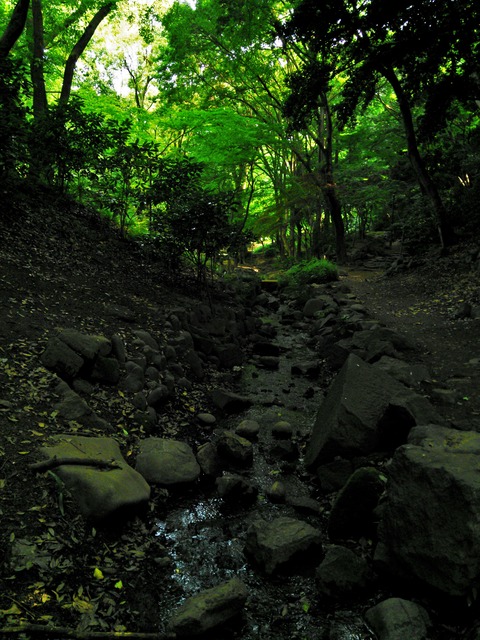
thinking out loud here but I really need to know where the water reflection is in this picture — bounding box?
[156,498,247,596]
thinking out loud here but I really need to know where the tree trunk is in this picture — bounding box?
[323,183,347,262]
[30,0,48,118]
[380,64,455,248]
[59,2,114,106]
[0,0,30,59]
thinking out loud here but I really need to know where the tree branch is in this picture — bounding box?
[29,456,122,472]
[0,624,175,639]
[0,0,30,59]
[59,2,115,106]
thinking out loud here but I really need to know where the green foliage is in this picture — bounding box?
[30,97,108,191]
[149,155,246,282]
[0,58,29,185]
[279,258,338,287]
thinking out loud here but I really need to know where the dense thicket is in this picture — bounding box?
[1,0,479,267]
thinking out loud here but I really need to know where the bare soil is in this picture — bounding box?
[1,196,479,638]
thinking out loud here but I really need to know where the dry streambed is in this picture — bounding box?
[4,275,478,640]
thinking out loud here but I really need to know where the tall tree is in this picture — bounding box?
[282,0,480,248]
[0,0,29,58]
[59,2,114,106]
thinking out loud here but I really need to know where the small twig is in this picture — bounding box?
[29,456,122,473]
[0,624,176,639]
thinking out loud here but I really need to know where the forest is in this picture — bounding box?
[1,0,479,275]
[2,2,480,639]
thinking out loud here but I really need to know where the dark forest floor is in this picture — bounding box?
[0,195,479,637]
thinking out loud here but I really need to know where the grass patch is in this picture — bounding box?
[279,258,338,287]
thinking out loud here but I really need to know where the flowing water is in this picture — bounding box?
[153,307,374,639]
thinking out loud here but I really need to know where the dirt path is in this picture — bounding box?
[344,257,480,429]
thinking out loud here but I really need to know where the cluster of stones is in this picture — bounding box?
[279,280,480,639]
[31,274,480,639]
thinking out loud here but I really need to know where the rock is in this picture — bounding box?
[135,438,200,486]
[168,578,248,637]
[215,343,244,369]
[454,302,472,319]
[316,545,373,599]
[120,362,145,393]
[272,420,294,439]
[328,467,386,541]
[216,473,258,502]
[252,342,280,357]
[197,412,216,426]
[365,598,431,640]
[58,329,111,361]
[258,355,280,369]
[133,329,159,351]
[105,304,136,323]
[372,356,431,388]
[291,360,321,377]
[377,426,480,597]
[110,334,126,366]
[316,458,354,493]
[303,296,336,318]
[131,392,147,411]
[211,388,253,413]
[353,327,417,354]
[430,387,460,404]
[235,419,260,440]
[146,384,171,408]
[305,354,443,469]
[270,440,298,461]
[285,495,323,515]
[217,430,253,466]
[191,331,215,355]
[196,442,220,477]
[54,388,92,421]
[91,355,120,385]
[35,436,150,522]
[41,337,84,379]
[267,480,286,503]
[145,365,160,382]
[245,516,323,575]
[184,349,204,380]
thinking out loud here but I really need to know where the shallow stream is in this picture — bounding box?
[154,308,375,639]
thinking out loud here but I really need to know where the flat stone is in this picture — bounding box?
[245,516,322,575]
[168,578,248,637]
[36,435,150,522]
[365,598,431,640]
[217,430,253,466]
[41,337,84,379]
[316,545,373,599]
[378,426,480,596]
[135,438,200,486]
[58,329,111,361]
[235,419,260,439]
[211,388,253,413]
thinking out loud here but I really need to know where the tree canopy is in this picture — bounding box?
[1,0,479,264]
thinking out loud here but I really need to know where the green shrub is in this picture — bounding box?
[279,258,338,287]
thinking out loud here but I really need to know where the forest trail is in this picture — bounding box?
[1,202,479,638]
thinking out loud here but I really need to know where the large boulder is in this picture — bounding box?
[211,388,253,413]
[304,354,443,470]
[57,328,112,361]
[168,578,248,637]
[377,425,480,597]
[34,435,150,522]
[328,467,386,541]
[135,438,200,486]
[245,516,322,575]
[316,545,373,600]
[40,337,84,379]
[365,598,431,640]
